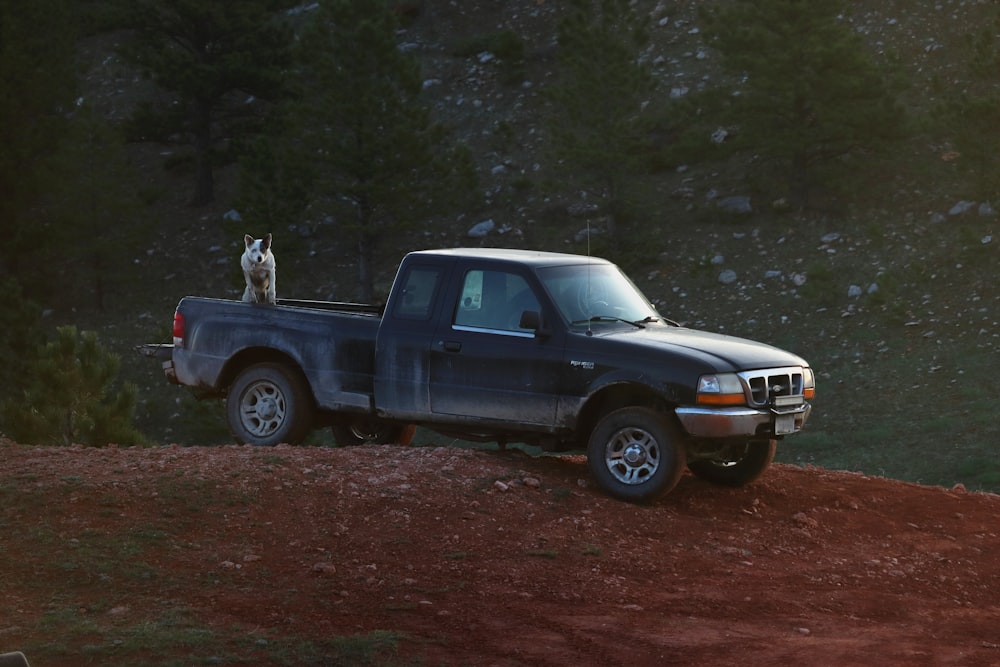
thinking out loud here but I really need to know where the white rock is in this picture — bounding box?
[949,200,976,216]
[718,269,738,285]
[467,219,495,238]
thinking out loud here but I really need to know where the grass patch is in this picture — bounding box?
[28,608,410,666]
[956,458,1000,489]
[154,474,257,512]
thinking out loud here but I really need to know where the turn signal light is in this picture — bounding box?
[696,392,747,406]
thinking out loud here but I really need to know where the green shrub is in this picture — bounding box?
[1,325,145,446]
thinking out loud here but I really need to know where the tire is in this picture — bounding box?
[587,407,686,503]
[0,652,30,667]
[332,420,416,446]
[687,439,776,487]
[227,363,313,446]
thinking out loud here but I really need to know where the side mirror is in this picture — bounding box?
[518,310,550,337]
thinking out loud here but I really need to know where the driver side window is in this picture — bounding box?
[454,270,539,332]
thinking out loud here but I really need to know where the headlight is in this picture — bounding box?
[696,373,746,406]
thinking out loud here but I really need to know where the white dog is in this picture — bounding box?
[241,233,276,304]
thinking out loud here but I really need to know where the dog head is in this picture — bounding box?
[243,233,272,265]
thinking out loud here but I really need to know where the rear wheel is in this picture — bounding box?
[587,407,686,503]
[332,419,416,446]
[227,363,313,446]
[687,440,776,486]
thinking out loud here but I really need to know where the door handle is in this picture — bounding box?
[443,340,462,352]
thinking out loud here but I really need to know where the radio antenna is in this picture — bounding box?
[586,221,593,336]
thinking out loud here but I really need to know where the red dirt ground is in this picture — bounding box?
[3,438,1000,666]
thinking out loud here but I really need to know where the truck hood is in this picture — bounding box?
[588,323,809,372]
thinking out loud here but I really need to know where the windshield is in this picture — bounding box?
[537,263,662,327]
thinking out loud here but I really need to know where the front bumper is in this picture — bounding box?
[675,400,811,439]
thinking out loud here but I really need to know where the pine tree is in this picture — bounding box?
[546,0,657,239]
[121,0,294,206]
[0,278,43,406]
[0,0,78,295]
[252,0,476,302]
[700,0,905,207]
[47,103,149,311]
[937,10,1000,200]
[0,326,144,446]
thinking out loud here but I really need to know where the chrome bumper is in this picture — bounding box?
[675,401,811,439]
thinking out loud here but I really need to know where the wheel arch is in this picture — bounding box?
[577,381,676,443]
[219,348,312,404]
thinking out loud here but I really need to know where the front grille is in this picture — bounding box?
[739,367,805,407]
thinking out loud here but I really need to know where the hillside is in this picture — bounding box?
[4,439,1000,666]
[60,0,1000,492]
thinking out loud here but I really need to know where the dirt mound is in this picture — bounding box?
[3,439,1000,666]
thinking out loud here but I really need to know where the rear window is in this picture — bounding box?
[392,267,442,320]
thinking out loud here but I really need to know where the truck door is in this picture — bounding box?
[374,262,450,418]
[428,267,564,425]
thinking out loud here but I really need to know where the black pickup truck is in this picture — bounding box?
[141,247,814,502]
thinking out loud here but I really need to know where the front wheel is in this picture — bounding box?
[227,363,313,446]
[687,440,776,487]
[587,407,686,503]
[332,419,416,446]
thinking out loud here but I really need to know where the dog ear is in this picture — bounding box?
[263,233,272,250]
[244,234,253,247]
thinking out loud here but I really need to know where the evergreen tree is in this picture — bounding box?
[937,11,1000,200]
[48,103,150,310]
[236,110,315,242]
[1,326,144,446]
[120,0,294,205]
[700,0,905,207]
[546,0,657,239]
[251,0,476,302]
[0,278,43,409]
[0,0,79,296]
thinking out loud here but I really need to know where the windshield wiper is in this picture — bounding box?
[572,315,650,329]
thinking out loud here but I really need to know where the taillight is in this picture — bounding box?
[172,310,185,347]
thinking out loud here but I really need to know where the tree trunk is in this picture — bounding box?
[358,235,374,304]
[356,196,376,303]
[189,99,215,206]
[605,173,620,239]
[789,152,810,210]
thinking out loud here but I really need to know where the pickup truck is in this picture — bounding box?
[141,247,814,502]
